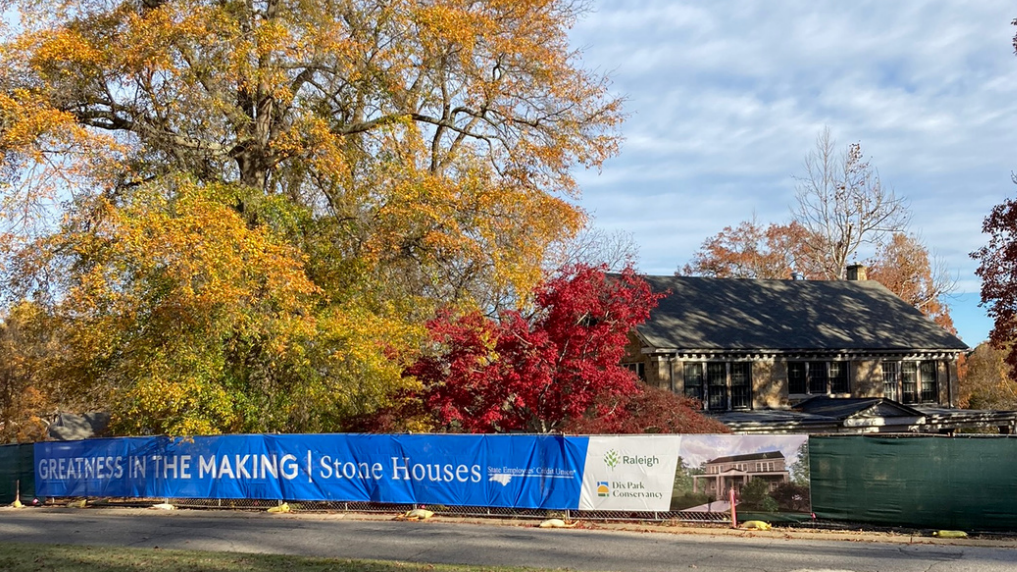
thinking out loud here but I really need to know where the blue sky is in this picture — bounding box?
[567,0,1017,347]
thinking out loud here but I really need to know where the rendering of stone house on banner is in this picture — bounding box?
[691,451,789,497]
[621,266,1017,434]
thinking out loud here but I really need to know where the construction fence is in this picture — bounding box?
[810,434,1017,531]
[4,434,1017,531]
[0,443,33,505]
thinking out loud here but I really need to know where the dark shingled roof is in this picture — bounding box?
[637,276,967,352]
[706,451,785,464]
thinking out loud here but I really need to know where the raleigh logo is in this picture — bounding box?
[603,449,659,470]
[604,449,620,469]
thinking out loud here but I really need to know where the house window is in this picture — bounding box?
[829,362,850,393]
[882,361,900,401]
[624,362,646,381]
[683,362,752,412]
[885,360,939,404]
[808,361,828,393]
[789,362,807,394]
[684,364,703,402]
[707,363,727,411]
[902,362,918,403]
[788,361,851,395]
[920,362,937,402]
[730,362,752,409]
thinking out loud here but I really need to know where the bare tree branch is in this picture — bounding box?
[792,127,910,279]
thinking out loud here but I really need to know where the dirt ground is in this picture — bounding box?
[351,511,1017,549]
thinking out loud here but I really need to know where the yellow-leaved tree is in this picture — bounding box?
[0,0,620,437]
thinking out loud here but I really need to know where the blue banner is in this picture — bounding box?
[34,434,589,509]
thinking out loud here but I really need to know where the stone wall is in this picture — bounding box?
[852,360,882,398]
[752,360,786,408]
[646,356,670,390]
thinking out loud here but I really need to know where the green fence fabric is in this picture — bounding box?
[0,443,34,504]
[810,435,1017,531]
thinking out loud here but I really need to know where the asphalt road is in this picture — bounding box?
[2,509,1016,572]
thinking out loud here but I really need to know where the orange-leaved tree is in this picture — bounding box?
[0,1,621,436]
[1,0,620,305]
[957,343,1017,410]
[0,301,68,443]
[22,179,424,436]
[681,220,822,280]
[867,232,954,332]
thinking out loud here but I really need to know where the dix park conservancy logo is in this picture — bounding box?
[604,449,620,469]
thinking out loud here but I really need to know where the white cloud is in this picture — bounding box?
[569,0,1017,343]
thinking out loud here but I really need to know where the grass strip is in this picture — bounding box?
[0,542,562,572]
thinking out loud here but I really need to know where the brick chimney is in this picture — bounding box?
[846,264,867,281]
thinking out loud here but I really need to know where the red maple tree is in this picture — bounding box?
[973,197,1017,376]
[404,264,683,433]
[562,386,731,434]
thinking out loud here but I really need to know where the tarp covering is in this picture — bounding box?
[810,435,1017,531]
[0,443,35,504]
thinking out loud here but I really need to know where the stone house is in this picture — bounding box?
[622,267,1017,433]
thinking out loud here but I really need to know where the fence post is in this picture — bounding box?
[729,487,737,529]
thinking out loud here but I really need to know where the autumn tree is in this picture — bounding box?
[972,195,1017,378]
[403,264,681,433]
[0,1,621,435]
[867,232,955,332]
[561,385,730,434]
[793,128,910,279]
[24,179,426,435]
[473,221,641,314]
[2,0,620,302]
[0,302,64,443]
[680,219,822,279]
[957,343,1017,410]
